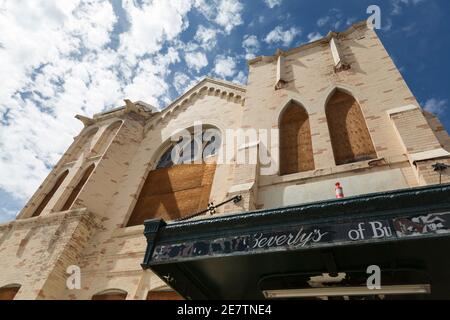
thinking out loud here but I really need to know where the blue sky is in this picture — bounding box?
[0,0,449,223]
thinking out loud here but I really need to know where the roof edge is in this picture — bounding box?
[248,20,369,66]
[87,77,246,122]
[164,77,246,111]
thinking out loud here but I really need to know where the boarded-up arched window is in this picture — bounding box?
[147,290,183,300]
[279,101,315,175]
[66,127,98,163]
[0,284,21,300]
[92,289,127,300]
[61,164,95,211]
[89,121,122,157]
[326,90,376,165]
[32,170,69,217]
[126,129,220,227]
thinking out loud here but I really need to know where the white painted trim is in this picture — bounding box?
[228,182,255,194]
[410,148,450,163]
[386,104,419,117]
[276,55,286,86]
[330,37,342,67]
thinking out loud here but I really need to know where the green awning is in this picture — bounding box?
[141,184,450,300]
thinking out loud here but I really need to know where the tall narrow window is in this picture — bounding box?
[92,289,127,300]
[0,284,21,300]
[61,164,95,211]
[32,170,69,217]
[90,121,122,157]
[126,129,220,227]
[279,101,315,175]
[326,90,377,165]
[66,127,98,163]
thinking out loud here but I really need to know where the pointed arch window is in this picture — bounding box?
[67,127,98,163]
[279,101,315,175]
[325,90,377,165]
[0,284,21,300]
[92,289,127,300]
[126,128,220,227]
[147,290,184,300]
[156,130,221,169]
[90,121,122,157]
[32,170,69,217]
[61,164,95,211]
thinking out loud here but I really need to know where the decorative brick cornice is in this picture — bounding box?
[248,20,368,66]
[145,77,246,132]
[164,77,246,111]
[75,77,246,131]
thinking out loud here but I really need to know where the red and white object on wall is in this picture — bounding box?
[335,182,344,199]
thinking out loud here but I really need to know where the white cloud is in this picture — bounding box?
[334,21,342,30]
[264,26,301,47]
[69,1,118,50]
[391,0,425,15]
[173,72,200,94]
[173,72,191,93]
[264,0,282,9]
[195,0,243,34]
[214,55,237,78]
[382,18,393,31]
[118,0,192,61]
[424,98,448,116]
[0,0,193,208]
[123,58,172,106]
[0,0,249,222]
[216,0,243,33]
[307,32,323,43]
[346,17,357,26]
[242,34,260,60]
[185,51,209,72]
[233,70,247,85]
[0,0,119,199]
[0,209,18,223]
[317,16,330,27]
[194,25,218,50]
[316,8,344,30]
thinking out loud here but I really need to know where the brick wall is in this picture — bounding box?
[3,22,450,300]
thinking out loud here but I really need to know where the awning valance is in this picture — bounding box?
[141,184,450,300]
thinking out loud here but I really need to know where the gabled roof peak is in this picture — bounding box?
[84,77,246,125]
[164,77,246,112]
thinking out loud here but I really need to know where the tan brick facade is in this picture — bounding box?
[1,21,449,300]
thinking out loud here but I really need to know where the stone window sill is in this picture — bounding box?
[260,158,387,187]
[113,224,145,238]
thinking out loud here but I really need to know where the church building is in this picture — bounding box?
[1,21,450,300]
